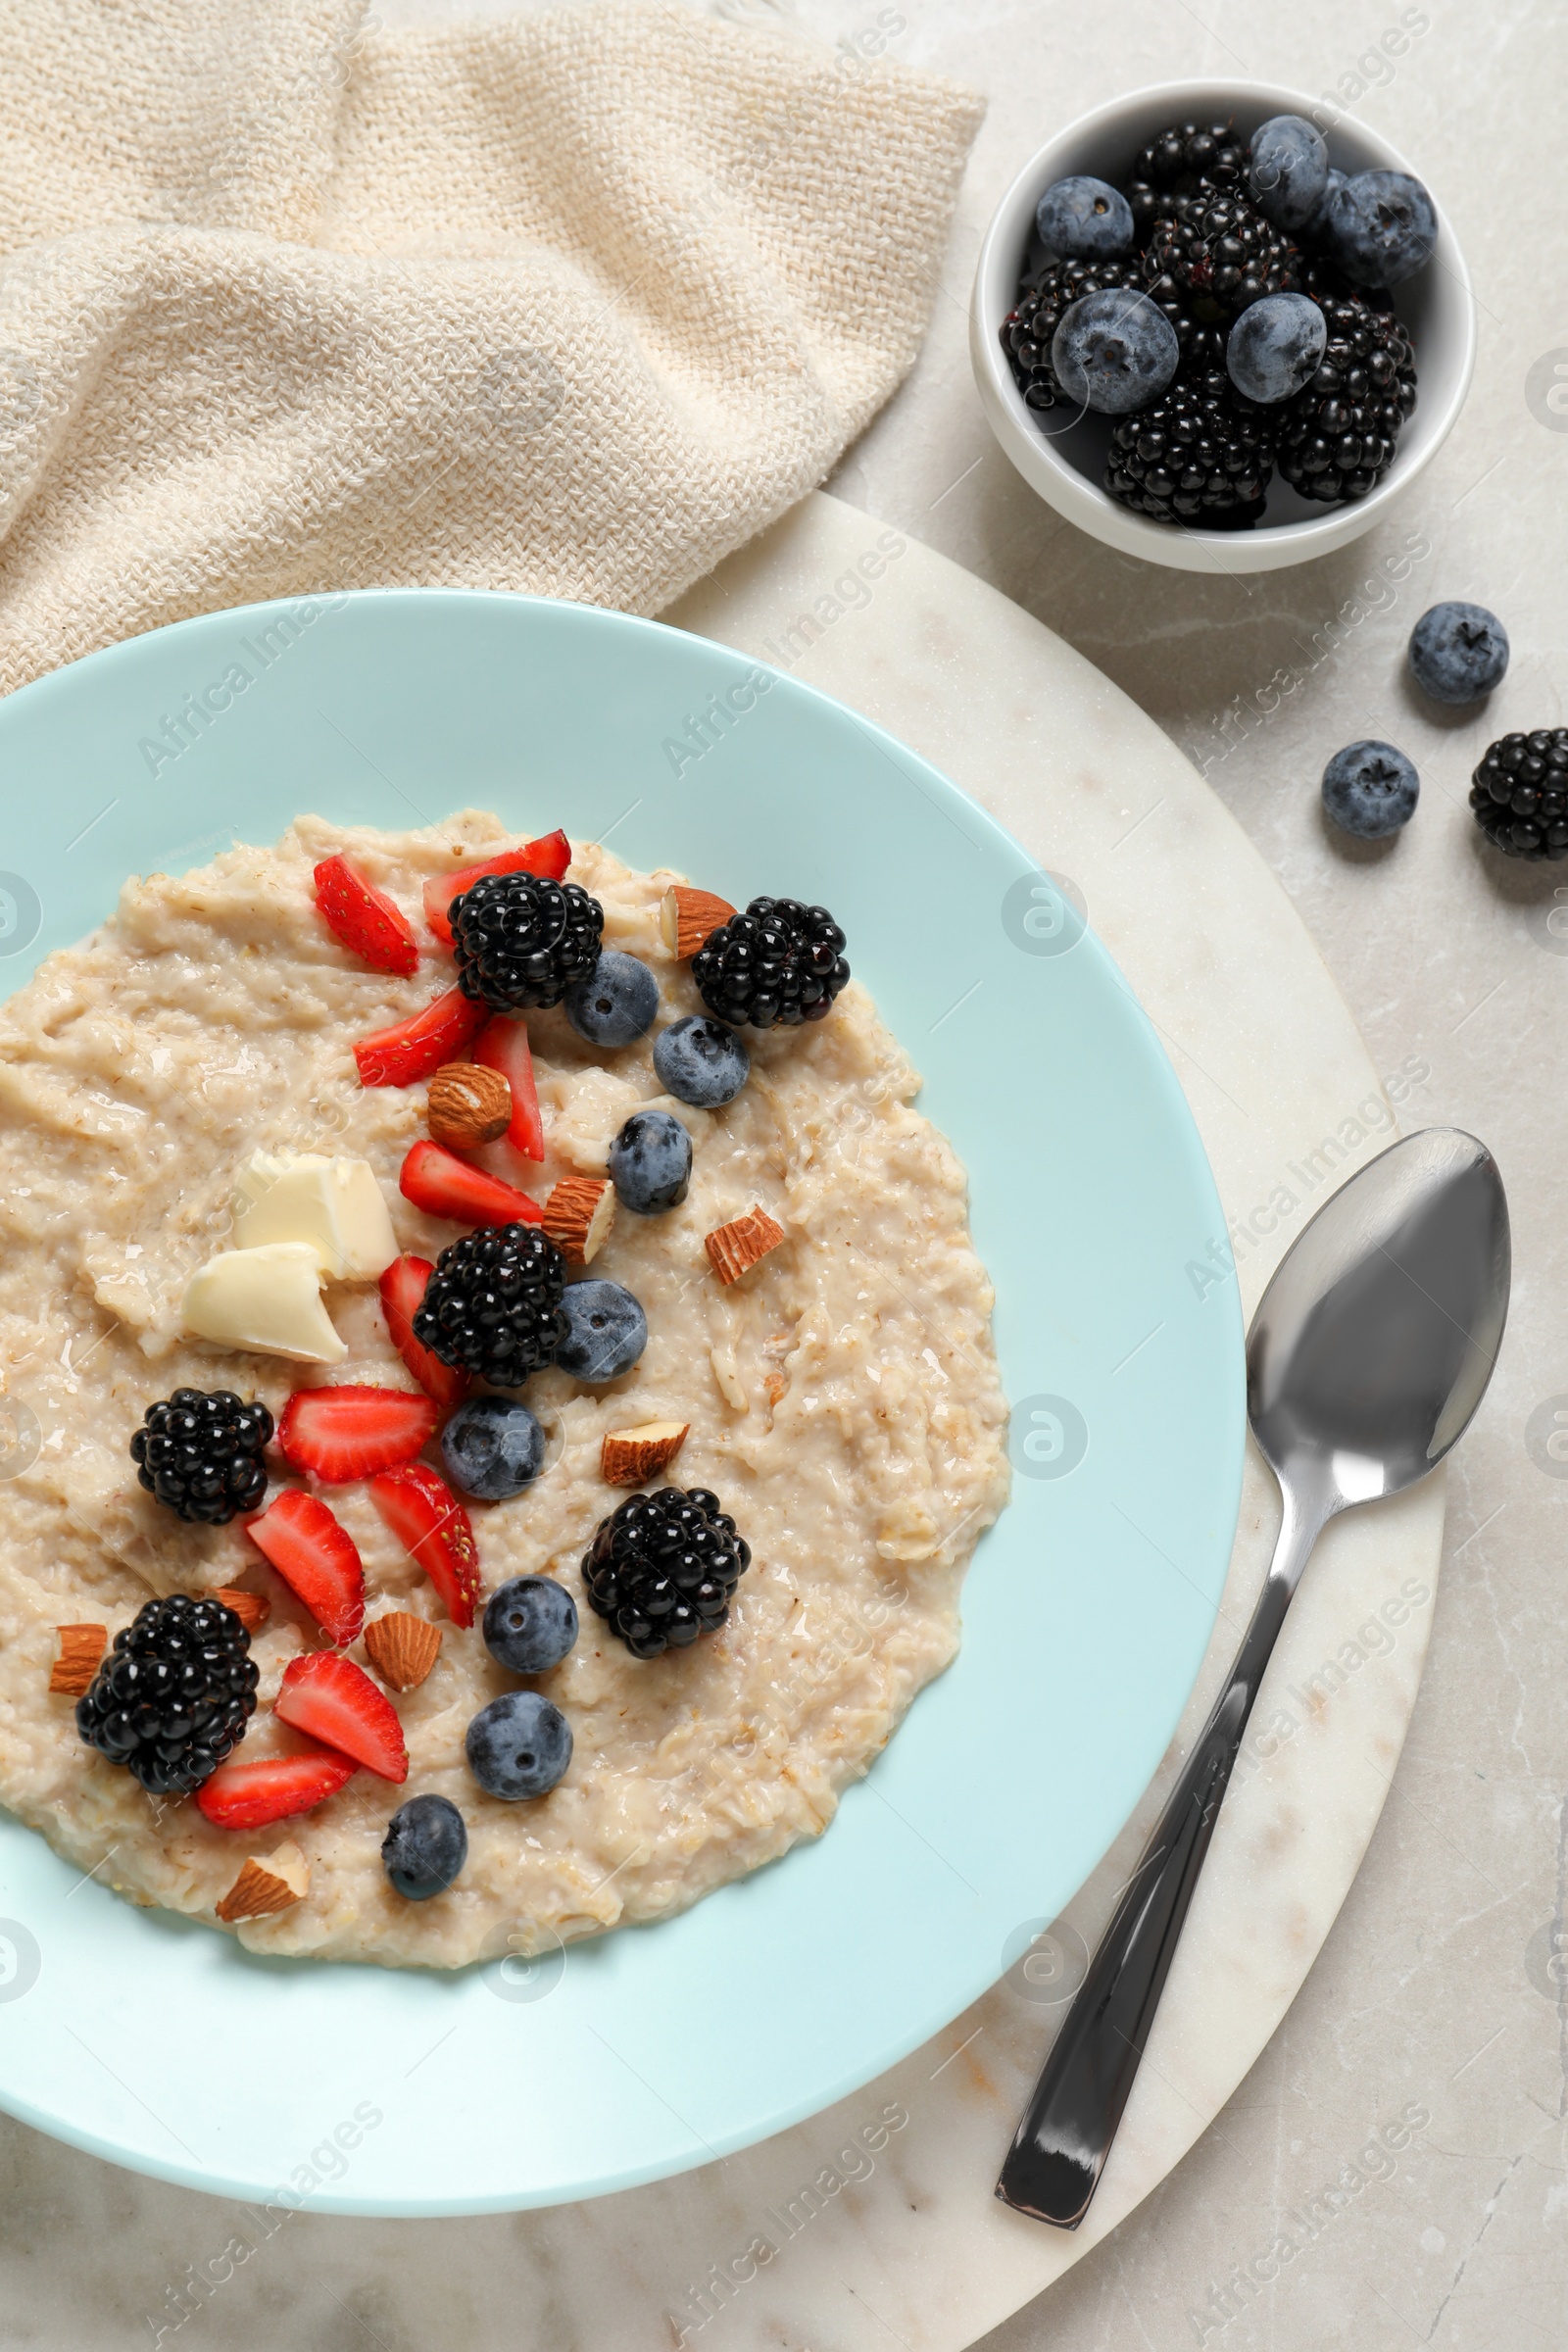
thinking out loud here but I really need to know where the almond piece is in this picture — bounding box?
[364,1610,442,1691]
[216,1841,310,1924]
[705,1205,786,1287]
[541,1174,615,1265]
[601,1419,691,1487]
[49,1624,106,1696]
[214,1587,270,1636]
[427,1061,512,1150]
[660,884,736,960]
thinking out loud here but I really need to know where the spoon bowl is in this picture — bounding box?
[1248,1129,1510,1508]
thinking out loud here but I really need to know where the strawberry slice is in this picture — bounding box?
[277,1384,441,1484]
[424,830,571,948]
[274,1652,409,1783]
[354,985,485,1089]
[400,1140,543,1226]
[246,1489,366,1646]
[370,1462,482,1628]
[196,1745,358,1831]
[472,1016,546,1161]
[313,856,419,977]
[378,1255,470,1406]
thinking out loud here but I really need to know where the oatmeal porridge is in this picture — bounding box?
[0,813,1008,1967]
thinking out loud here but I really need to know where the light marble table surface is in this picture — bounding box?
[5,5,1566,2352]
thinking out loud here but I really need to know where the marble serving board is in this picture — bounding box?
[0,494,1446,2352]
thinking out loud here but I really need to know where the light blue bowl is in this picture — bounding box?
[0,591,1242,2213]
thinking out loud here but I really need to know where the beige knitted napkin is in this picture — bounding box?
[0,0,981,696]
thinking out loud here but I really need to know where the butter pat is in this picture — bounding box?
[184,1244,348,1363]
[231,1151,397,1282]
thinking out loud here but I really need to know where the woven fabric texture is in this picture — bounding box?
[0,0,982,693]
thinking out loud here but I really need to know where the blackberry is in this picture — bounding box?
[129,1389,272,1525]
[582,1487,752,1658]
[1124,120,1248,233]
[693,897,849,1029]
[75,1592,258,1793]
[1294,248,1372,306]
[412,1222,568,1387]
[1469,731,1568,861]
[1145,186,1301,318]
[450,870,603,1012]
[1142,267,1227,371]
[1105,368,1275,526]
[1276,292,1416,504]
[1000,260,1143,414]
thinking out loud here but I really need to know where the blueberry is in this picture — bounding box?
[483,1574,579,1675]
[555,1279,647,1381]
[1034,174,1135,264]
[1323,170,1436,287]
[1321,741,1420,839]
[608,1108,692,1213]
[1248,115,1329,231]
[1226,293,1327,405]
[1301,165,1347,244]
[440,1395,546,1501]
[466,1689,571,1800]
[1407,603,1509,705]
[564,951,659,1048]
[652,1016,750,1109]
[380,1793,467,1900]
[1052,288,1179,416]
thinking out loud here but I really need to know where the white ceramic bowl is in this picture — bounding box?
[970,79,1476,573]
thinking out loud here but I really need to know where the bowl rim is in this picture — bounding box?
[970,75,1477,568]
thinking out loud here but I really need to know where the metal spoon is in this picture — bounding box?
[997,1127,1509,2228]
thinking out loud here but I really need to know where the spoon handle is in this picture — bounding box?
[996,1488,1328,2227]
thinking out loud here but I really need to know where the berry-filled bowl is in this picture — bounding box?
[970,79,1476,573]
